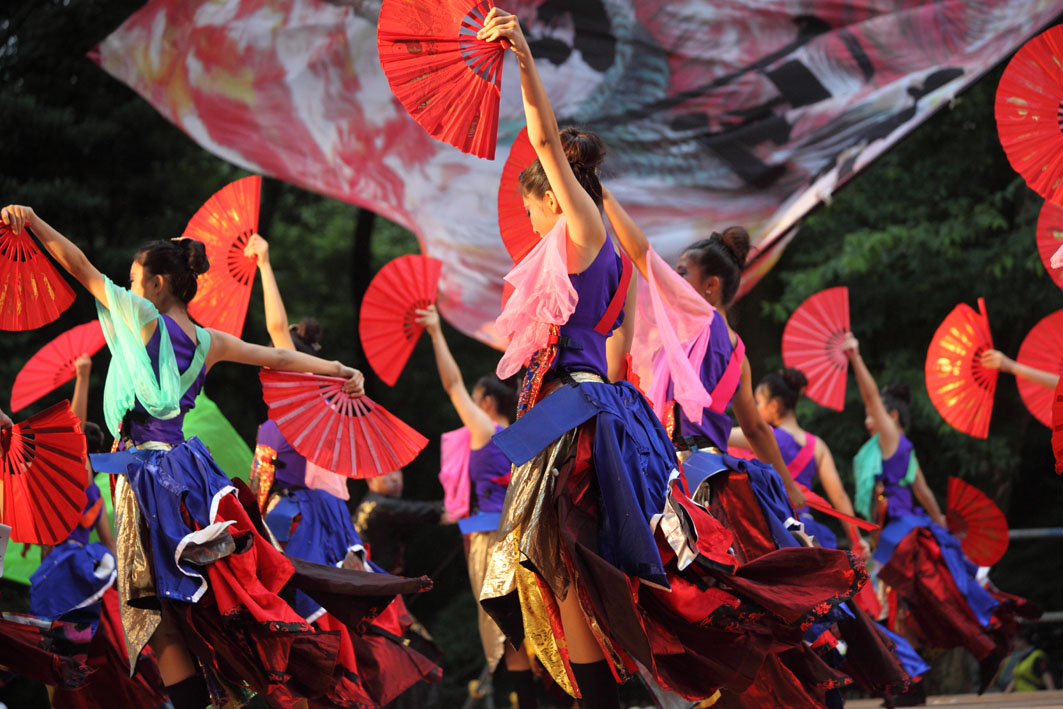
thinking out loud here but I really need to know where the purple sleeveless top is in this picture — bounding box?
[775,428,816,489]
[126,316,206,445]
[552,238,624,379]
[677,314,735,451]
[469,425,510,514]
[255,419,308,489]
[881,433,917,519]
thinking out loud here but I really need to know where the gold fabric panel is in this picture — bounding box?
[465,530,507,672]
[113,473,160,673]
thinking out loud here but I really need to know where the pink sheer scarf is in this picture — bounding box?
[304,461,350,500]
[438,427,472,520]
[495,217,577,378]
[631,248,716,422]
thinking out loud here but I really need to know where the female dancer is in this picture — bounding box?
[477,11,862,707]
[845,332,1030,692]
[244,233,441,706]
[0,203,417,708]
[730,367,870,558]
[415,303,536,706]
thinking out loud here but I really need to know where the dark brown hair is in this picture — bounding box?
[681,226,751,305]
[135,238,209,304]
[519,127,606,208]
[290,317,323,354]
[758,367,809,415]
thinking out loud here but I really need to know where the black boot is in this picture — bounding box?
[165,675,210,709]
[571,660,620,709]
[508,668,539,709]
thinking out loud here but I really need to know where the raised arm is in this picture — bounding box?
[910,464,946,528]
[205,329,364,395]
[2,205,109,306]
[605,277,636,382]
[245,234,295,350]
[814,438,871,560]
[602,187,649,275]
[731,357,805,509]
[71,355,92,424]
[415,305,496,448]
[843,333,899,458]
[479,9,605,266]
[981,349,1060,390]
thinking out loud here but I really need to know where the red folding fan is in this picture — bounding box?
[781,286,850,411]
[1015,310,1063,428]
[1036,199,1063,291]
[1,401,87,545]
[1052,375,1063,475]
[945,477,1009,567]
[497,126,539,262]
[184,175,261,337]
[359,254,443,386]
[995,25,1063,205]
[259,370,428,479]
[0,224,75,331]
[378,0,507,159]
[10,321,106,412]
[925,298,997,439]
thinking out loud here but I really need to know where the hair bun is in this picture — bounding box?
[781,367,808,394]
[176,238,210,276]
[560,127,605,174]
[291,317,323,354]
[883,383,910,405]
[719,226,751,267]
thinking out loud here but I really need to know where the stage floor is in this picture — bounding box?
[847,690,1063,708]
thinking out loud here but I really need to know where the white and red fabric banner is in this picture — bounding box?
[94,0,1061,347]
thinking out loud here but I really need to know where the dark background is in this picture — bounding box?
[1,1,1061,705]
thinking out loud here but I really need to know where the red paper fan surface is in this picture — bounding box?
[184,176,261,337]
[259,370,428,479]
[11,321,106,412]
[945,477,1009,567]
[781,286,850,411]
[1015,310,1063,428]
[995,25,1063,205]
[1036,200,1063,291]
[925,298,997,439]
[378,0,506,159]
[1,401,87,545]
[0,224,75,331]
[1052,375,1063,474]
[360,255,442,386]
[497,126,539,262]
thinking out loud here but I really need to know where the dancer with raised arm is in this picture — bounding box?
[475,12,863,707]
[845,332,1036,696]
[0,203,425,709]
[415,303,537,706]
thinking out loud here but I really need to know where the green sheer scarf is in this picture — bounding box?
[96,276,211,437]
[853,434,918,519]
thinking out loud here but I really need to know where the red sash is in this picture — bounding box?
[594,251,632,335]
[786,433,816,477]
[707,335,745,413]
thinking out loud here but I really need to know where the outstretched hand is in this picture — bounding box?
[841,332,859,359]
[476,7,529,57]
[244,234,270,265]
[339,367,365,397]
[1,204,35,234]
[414,305,441,334]
[74,354,92,378]
[979,349,1012,373]
[786,482,807,511]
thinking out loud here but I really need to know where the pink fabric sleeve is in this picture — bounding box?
[631,248,715,421]
[438,427,472,520]
[495,217,577,378]
[304,461,351,500]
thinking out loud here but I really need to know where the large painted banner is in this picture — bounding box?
[94,1,1061,347]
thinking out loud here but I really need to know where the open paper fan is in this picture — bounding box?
[925,298,997,439]
[1052,376,1063,474]
[497,126,538,262]
[995,25,1063,205]
[259,370,428,479]
[378,0,506,159]
[359,255,442,386]
[945,477,1008,567]
[11,321,106,412]
[1015,311,1063,428]
[184,175,261,337]
[781,286,850,411]
[1,401,87,545]
[1036,200,1063,291]
[0,224,75,331]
